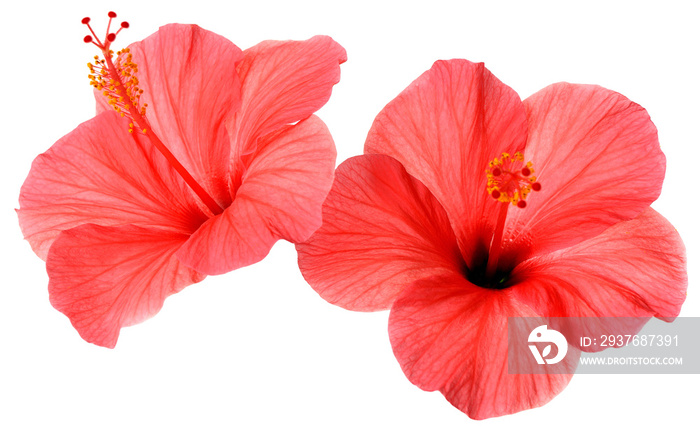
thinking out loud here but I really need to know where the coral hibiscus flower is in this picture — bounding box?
[18,13,346,348]
[296,59,686,419]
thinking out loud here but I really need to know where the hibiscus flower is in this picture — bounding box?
[296,59,686,419]
[18,13,346,348]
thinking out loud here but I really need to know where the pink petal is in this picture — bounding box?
[390,274,578,419]
[297,154,462,311]
[507,83,666,259]
[365,59,528,261]
[47,224,205,348]
[18,112,207,260]
[116,24,244,207]
[177,116,336,275]
[229,35,346,182]
[511,207,686,344]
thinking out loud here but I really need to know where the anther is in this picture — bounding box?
[486,151,541,207]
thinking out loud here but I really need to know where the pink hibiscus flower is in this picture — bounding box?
[296,59,687,419]
[18,13,346,348]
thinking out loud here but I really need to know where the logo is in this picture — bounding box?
[528,325,568,365]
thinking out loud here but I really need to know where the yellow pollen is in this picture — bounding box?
[485,152,542,208]
[87,47,148,131]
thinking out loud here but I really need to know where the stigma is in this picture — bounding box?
[486,152,541,208]
[82,12,147,133]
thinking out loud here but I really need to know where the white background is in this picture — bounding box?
[2,0,698,430]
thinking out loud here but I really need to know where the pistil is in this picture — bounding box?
[83,13,224,216]
[483,152,542,280]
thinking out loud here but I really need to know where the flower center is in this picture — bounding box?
[82,13,223,216]
[480,152,542,287]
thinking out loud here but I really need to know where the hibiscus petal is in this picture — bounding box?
[364,59,528,262]
[177,116,336,275]
[511,207,687,344]
[229,35,346,175]
[18,111,207,260]
[116,24,243,207]
[296,154,462,311]
[507,83,665,258]
[47,224,205,348]
[390,273,578,419]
